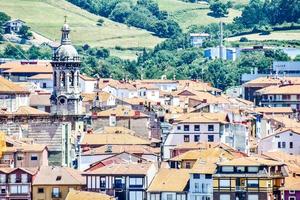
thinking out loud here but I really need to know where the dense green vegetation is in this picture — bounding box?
[0,11,11,41]
[68,0,181,38]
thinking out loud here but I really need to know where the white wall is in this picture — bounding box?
[258,130,300,155]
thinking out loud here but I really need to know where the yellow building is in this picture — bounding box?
[213,156,288,200]
[32,166,85,200]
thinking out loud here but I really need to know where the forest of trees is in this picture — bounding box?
[67,0,181,38]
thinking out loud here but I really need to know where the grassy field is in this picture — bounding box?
[227,30,300,41]
[156,0,242,31]
[0,0,164,51]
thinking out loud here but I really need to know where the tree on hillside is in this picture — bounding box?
[19,25,32,39]
[109,2,132,23]
[209,0,231,17]
[0,12,11,41]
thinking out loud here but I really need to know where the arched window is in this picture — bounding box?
[70,71,74,86]
[77,72,79,86]
[60,71,65,87]
[53,71,57,87]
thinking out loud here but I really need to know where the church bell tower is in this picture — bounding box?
[50,19,82,115]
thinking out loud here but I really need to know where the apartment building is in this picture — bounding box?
[0,167,37,200]
[84,163,157,200]
[213,157,288,200]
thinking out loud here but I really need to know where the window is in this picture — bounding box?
[56,176,61,181]
[38,188,44,193]
[205,174,212,179]
[290,133,293,136]
[193,174,200,179]
[220,194,230,200]
[100,177,106,188]
[177,126,181,130]
[129,191,143,200]
[17,155,23,160]
[278,142,281,148]
[167,194,172,200]
[21,174,28,183]
[129,177,143,187]
[176,194,186,200]
[289,190,295,194]
[194,125,200,131]
[1,188,5,194]
[222,166,234,172]
[194,135,200,142]
[237,166,245,172]
[150,194,160,200]
[184,125,190,131]
[220,179,230,187]
[282,142,286,148]
[208,125,214,131]
[289,197,296,200]
[195,182,199,192]
[248,167,258,172]
[42,83,47,88]
[184,135,190,142]
[9,174,16,183]
[248,194,258,200]
[247,180,259,187]
[31,155,38,161]
[52,188,60,198]
[0,174,6,183]
[186,162,191,169]
[290,142,293,148]
[208,135,214,142]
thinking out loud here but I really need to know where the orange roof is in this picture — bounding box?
[28,74,53,80]
[82,144,160,155]
[254,107,293,114]
[84,163,154,175]
[256,84,300,95]
[0,76,29,94]
[13,106,49,116]
[79,74,96,81]
[175,112,228,124]
[243,76,300,87]
[96,105,148,118]
[33,166,85,185]
[1,61,52,74]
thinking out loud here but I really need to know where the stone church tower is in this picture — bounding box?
[50,21,82,115]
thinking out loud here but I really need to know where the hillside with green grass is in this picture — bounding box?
[0,0,164,59]
[155,0,242,31]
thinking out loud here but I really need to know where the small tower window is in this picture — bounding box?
[60,71,65,87]
[54,71,57,87]
[70,71,74,86]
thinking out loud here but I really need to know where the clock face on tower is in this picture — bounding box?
[58,97,66,105]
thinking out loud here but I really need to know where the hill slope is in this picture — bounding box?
[156,0,242,31]
[0,0,164,50]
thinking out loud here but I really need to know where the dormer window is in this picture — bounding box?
[56,176,62,181]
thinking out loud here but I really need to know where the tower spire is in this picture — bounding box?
[61,16,71,45]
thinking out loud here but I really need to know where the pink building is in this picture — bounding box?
[1,138,48,168]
